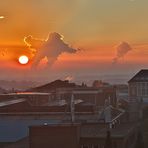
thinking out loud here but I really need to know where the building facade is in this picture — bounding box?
[128,69,148,121]
[128,69,148,102]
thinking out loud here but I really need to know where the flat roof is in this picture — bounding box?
[0,98,26,107]
[0,92,51,96]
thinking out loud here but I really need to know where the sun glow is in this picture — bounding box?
[18,55,29,65]
[0,16,4,19]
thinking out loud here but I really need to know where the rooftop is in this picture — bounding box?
[128,69,148,83]
[0,92,51,96]
[98,105,124,123]
[0,98,26,107]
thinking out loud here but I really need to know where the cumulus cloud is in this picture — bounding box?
[112,42,132,64]
[24,35,44,48]
[24,32,78,68]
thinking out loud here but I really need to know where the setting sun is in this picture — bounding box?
[18,55,29,65]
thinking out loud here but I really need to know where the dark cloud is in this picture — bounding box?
[24,32,78,68]
[112,42,132,64]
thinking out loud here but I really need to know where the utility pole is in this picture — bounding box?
[71,93,75,123]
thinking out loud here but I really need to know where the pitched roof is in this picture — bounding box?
[128,69,148,83]
[29,80,76,92]
[0,99,26,107]
[98,105,124,123]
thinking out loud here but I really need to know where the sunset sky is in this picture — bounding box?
[0,0,148,83]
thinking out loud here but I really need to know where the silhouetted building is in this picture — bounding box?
[128,69,148,102]
[29,124,80,148]
[0,92,52,106]
[29,80,76,92]
[29,122,138,148]
[55,87,117,108]
[128,69,147,121]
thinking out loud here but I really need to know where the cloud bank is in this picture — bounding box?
[24,32,78,68]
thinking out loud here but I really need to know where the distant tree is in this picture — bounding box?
[104,130,112,148]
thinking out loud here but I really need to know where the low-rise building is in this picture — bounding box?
[29,122,138,148]
[55,86,117,108]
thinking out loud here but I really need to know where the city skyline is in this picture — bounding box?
[0,0,148,82]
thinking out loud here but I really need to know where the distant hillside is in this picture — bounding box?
[29,80,77,92]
